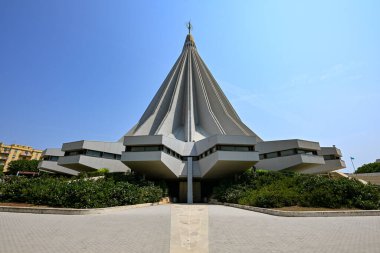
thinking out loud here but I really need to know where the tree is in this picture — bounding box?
[355,162,380,174]
[7,160,39,175]
[0,165,3,176]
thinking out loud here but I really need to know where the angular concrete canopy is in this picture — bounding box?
[123,34,262,143]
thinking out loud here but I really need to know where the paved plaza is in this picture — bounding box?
[1,204,380,253]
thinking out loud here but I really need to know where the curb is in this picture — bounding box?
[0,202,167,215]
[216,202,380,217]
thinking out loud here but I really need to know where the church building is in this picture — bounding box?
[38,26,345,203]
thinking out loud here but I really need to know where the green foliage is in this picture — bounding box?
[212,170,380,210]
[78,168,111,178]
[6,160,39,175]
[239,187,298,208]
[355,162,380,174]
[0,176,164,208]
[0,165,3,176]
[97,168,109,174]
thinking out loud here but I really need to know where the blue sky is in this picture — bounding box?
[1,1,379,172]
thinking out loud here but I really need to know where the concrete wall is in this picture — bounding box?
[37,148,79,176]
[318,146,343,157]
[121,151,184,179]
[38,160,79,176]
[122,134,259,179]
[43,148,64,157]
[300,159,346,174]
[62,141,124,154]
[58,155,129,173]
[256,139,320,153]
[349,172,380,185]
[124,34,262,142]
[256,154,325,172]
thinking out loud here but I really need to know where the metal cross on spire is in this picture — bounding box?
[186,21,193,34]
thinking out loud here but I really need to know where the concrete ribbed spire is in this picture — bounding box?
[125,34,262,142]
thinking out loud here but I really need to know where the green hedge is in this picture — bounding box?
[78,168,110,178]
[355,162,380,174]
[6,160,39,175]
[213,170,380,210]
[0,176,165,208]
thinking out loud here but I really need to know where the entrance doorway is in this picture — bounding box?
[179,181,201,203]
[166,179,219,203]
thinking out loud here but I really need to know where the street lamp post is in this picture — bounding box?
[350,157,356,173]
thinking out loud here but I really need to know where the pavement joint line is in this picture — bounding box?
[215,202,380,217]
[170,204,209,253]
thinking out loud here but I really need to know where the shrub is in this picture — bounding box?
[355,162,380,174]
[97,168,109,174]
[239,187,299,208]
[78,168,110,178]
[212,170,380,210]
[0,176,164,208]
[7,160,39,175]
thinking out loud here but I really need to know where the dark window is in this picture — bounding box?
[43,155,59,161]
[145,146,161,151]
[218,145,235,151]
[234,146,250,152]
[85,150,102,157]
[65,150,84,156]
[324,155,339,160]
[216,145,254,152]
[50,156,59,161]
[280,149,296,157]
[266,152,278,159]
[131,147,144,152]
[102,152,115,159]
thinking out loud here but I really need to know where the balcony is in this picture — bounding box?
[303,159,346,174]
[256,154,325,172]
[20,152,32,156]
[122,151,183,179]
[198,151,259,179]
[38,160,79,176]
[58,155,128,173]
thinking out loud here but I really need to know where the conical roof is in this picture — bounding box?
[124,34,262,142]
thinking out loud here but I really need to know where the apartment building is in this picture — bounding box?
[0,143,42,172]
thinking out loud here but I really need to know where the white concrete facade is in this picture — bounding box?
[57,141,129,173]
[38,148,79,176]
[255,140,345,174]
[121,135,259,180]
